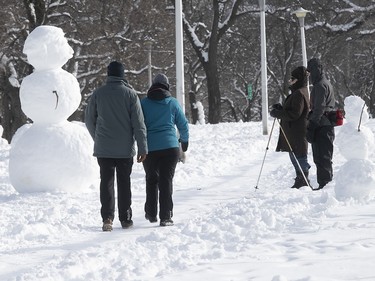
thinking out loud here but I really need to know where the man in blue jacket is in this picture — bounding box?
[85,61,148,231]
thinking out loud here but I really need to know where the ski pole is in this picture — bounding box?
[254,118,276,190]
[358,102,366,132]
[276,119,312,190]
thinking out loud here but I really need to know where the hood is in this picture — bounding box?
[147,83,171,100]
[307,58,323,84]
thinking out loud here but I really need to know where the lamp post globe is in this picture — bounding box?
[292,7,310,67]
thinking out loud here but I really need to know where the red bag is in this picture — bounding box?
[326,109,344,126]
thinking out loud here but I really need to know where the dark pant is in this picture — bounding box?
[142,148,179,220]
[97,157,133,222]
[311,126,335,185]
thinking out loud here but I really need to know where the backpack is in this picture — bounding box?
[325,109,344,126]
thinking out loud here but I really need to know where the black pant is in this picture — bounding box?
[311,126,335,185]
[142,148,179,220]
[97,157,133,222]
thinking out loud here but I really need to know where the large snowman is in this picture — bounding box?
[9,25,98,193]
[335,95,375,200]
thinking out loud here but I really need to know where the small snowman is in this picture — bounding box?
[335,95,375,200]
[9,25,98,193]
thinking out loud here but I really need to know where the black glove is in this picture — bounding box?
[181,142,188,152]
[272,103,283,110]
[270,108,282,118]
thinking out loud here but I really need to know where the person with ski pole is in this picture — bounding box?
[306,58,335,190]
[270,66,311,189]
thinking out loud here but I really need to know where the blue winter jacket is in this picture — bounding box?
[141,83,189,152]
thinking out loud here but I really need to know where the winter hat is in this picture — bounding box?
[290,66,308,90]
[152,73,169,88]
[291,66,307,83]
[107,61,125,78]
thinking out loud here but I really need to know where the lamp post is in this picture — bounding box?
[292,7,310,67]
[144,40,153,88]
[175,0,185,113]
[259,0,268,135]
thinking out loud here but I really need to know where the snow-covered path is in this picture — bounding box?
[1,121,375,281]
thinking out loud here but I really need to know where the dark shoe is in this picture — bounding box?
[102,218,113,232]
[121,220,133,229]
[291,171,309,189]
[160,219,174,227]
[145,214,157,223]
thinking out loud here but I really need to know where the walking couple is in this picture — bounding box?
[85,61,189,231]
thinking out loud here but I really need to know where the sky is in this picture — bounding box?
[1,24,375,281]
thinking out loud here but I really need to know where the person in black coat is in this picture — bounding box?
[270,66,311,189]
[306,58,335,190]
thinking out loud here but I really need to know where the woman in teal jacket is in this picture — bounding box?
[141,73,189,226]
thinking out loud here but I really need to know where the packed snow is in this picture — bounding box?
[1,112,375,280]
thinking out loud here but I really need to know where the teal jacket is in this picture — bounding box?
[141,84,189,152]
[85,76,148,158]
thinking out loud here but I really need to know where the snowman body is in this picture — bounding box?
[9,26,98,193]
[20,69,81,123]
[335,96,375,200]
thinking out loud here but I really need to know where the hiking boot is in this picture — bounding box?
[102,218,113,232]
[121,220,133,229]
[291,171,309,189]
[145,214,157,223]
[160,219,174,227]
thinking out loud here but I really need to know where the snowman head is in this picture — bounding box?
[344,95,369,126]
[23,25,73,71]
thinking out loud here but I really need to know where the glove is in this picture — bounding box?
[272,103,283,110]
[137,154,147,163]
[270,108,282,118]
[181,141,188,152]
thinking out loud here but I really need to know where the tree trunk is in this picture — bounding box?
[23,0,46,28]
[205,0,221,124]
[0,71,27,142]
[188,91,198,124]
[205,65,221,123]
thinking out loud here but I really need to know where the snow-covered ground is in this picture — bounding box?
[1,120,375,281]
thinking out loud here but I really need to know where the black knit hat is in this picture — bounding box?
[291,66,307,82]
[290,66,308,90]
[107,61,125,78]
